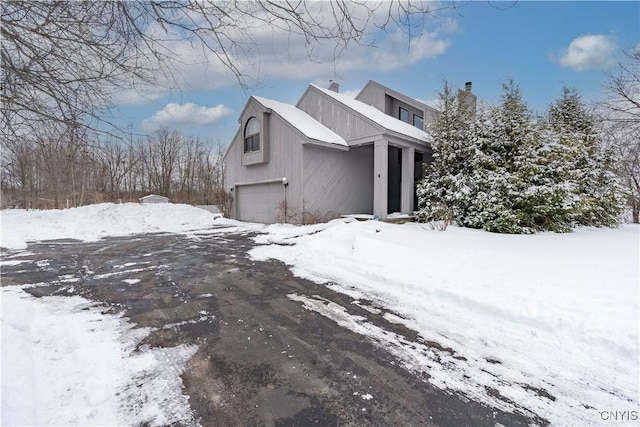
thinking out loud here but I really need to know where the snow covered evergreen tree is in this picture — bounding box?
[548,87,625,227]
[415,82,477,226]
[460,80,572,233]
[418,81,625,233]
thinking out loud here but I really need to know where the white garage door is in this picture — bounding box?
[236,182,283,223]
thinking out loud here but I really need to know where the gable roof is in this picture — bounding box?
[308,84,430,143]
[357,80,437,115]
[252,96,347,147]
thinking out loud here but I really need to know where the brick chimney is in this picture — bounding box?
[458,81,477,117]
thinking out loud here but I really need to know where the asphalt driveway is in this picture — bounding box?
[1,227,543,426]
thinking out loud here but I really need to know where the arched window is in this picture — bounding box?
[244,117,260,153]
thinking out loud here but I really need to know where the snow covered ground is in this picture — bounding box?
[1,203,638,426]
[1,287,198,426]
[0,202,237,251]
[1,203,244,426]
[251,220,640,426]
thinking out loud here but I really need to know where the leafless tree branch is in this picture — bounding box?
[2,0,446,144]
[601,48,640,222]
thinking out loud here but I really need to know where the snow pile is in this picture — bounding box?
[1,287,199,426]
[0,203,237,250]
[251,220,640,426]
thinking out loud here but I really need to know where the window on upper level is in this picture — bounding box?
[399,107,409,123]
[413,114,424,130]
[243,117,260,153]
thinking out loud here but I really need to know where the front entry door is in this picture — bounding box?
[387,146,402,214]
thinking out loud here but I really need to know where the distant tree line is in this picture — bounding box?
[1,126,231,214]
[417,78,635,233]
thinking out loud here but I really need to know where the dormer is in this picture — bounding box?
[355,80,437,131]
[240,98,271,166]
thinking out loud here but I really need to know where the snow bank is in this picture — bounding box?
[0,287,199,426]
[251,220,640,426]
[0,203,237,250]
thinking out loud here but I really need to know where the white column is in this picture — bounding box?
[401,146,415,213]
[373,140,388,219]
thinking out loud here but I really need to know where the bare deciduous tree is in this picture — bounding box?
[602,48,640,222]
[99,139,136,201]
[144,128,182,197]
[604,48,640,131]
[605,124,640,223]
[1,126,231,210]
[1,1,448,142]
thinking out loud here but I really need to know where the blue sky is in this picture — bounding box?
[113,1,639,149]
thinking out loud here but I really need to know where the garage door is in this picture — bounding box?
[236,182,284,223]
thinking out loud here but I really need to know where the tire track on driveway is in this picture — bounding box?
[1,230,543,426]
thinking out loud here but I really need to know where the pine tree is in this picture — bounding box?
[460,81,525,232]
[462,80,572,233]
[548,86,625,227]
[527,118,575,231]
[418,81,625,234]
[416,82,477,225]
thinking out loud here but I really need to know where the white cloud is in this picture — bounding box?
[556,34,618,71]
[334,29,451,74]
[416,98,440,109]
[114,3,456,105]
[141,103,233,131]
[340,89,360,98]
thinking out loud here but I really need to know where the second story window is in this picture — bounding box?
[244,117,260,153]
[413,114,424,130]
[399,107,409,123]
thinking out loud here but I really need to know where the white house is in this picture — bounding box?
[224,80,476,223]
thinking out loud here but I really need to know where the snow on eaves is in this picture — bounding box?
[310,84,431,143]
[252,96,347,147]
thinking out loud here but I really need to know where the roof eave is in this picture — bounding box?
[303,139,349,151]
[384,129,432,146]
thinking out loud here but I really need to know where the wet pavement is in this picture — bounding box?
[1,228,544,426]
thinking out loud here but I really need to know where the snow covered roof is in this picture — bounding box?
[310,84,431,143]
[139,194,169,201]
[252,96,347,147]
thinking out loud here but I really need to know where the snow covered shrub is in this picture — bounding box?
[416,199,453,230]
[301,210,341,224]
[418,81,625,234]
